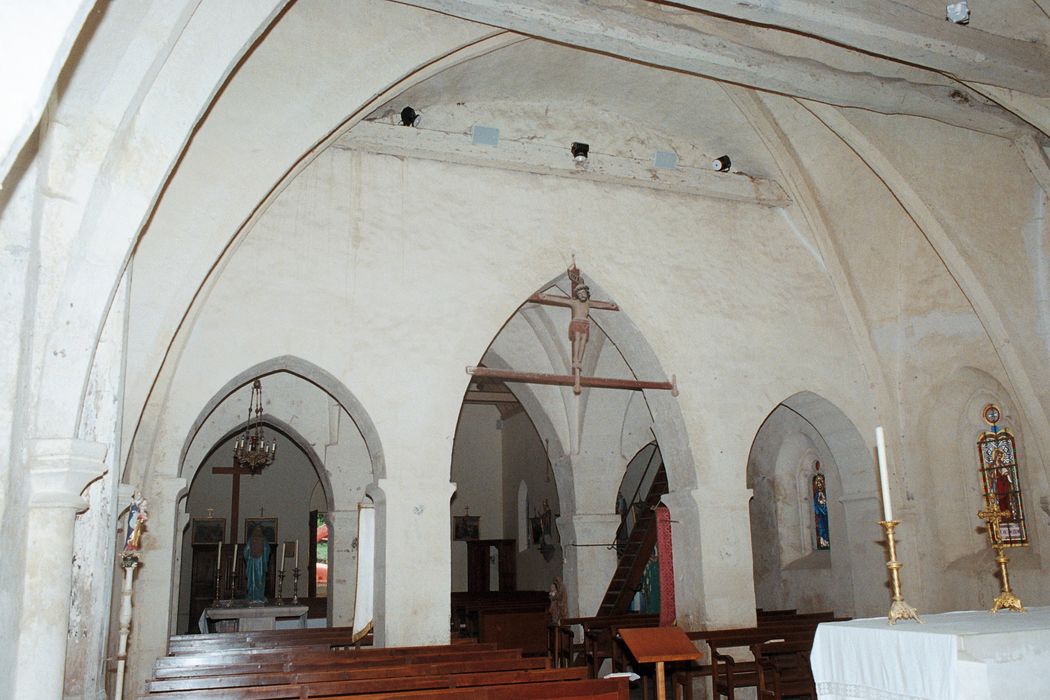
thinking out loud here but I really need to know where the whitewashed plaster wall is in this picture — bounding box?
[748,407,852,616]
[501,411,562,592]
[5,2,1050,699]
[750,94,1050,613]
[450,404,504,592]
[128,139,871,642]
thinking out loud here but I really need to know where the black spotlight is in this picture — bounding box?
[571,142,589,163]
[400,106,420,127]
[712,155,731,172]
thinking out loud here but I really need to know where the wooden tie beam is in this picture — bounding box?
[468,366,678,395]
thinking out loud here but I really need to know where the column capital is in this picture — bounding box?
[25,438,108,510]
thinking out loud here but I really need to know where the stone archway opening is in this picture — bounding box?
[452,266,695,627]
[745,391,879,617]
[171,359,384,635]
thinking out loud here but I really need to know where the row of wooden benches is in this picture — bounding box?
[546,609,842,699]
[144,627,628,699]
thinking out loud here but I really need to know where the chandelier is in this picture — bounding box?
[233,379,277,473]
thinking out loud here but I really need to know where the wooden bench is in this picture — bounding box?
[168,627,377,655]
[670,614,843,700]
[151,646,523,680]
[549,613,658,671]
[478,607,550,655]
[752,638,816,699]
[452,591,549,636]
[140,666,590,698]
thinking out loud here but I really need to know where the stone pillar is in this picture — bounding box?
[124,475,186,700]
[662,486,756,630]
[13,438,108,700]
[369,478,456,647]
[327,509,359,627]
[561,513,619,617]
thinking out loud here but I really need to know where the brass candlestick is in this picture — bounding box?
[213,568,222,606]
[977,496,1025,613]
[292,566,301,605]
[275,569,286,606]
[879,520,923,624]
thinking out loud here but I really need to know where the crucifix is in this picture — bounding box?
[466,263,678,396]
[212,456,256,543]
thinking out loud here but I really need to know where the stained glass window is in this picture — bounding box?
[976,404,1028,547]
[812,461,830,550]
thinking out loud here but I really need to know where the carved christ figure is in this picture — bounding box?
[530,268,618,394]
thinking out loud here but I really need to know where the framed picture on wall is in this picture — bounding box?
[244,517,278,544]
[453,515,480,541]
[191,518,226,545]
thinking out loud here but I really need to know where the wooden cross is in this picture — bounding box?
[212,457,257,543]
[978,494,1012,545]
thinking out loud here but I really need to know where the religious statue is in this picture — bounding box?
[531,264,618,394]
[812,464,830,550]
[243,525,271,603]
[123,491,149,554]
[548,576,568,624]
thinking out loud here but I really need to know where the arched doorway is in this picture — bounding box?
[453,266,694,623]
[746,392,880,617]
[173,360,384,632]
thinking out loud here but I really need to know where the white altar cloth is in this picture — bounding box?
[811,607,1050,699]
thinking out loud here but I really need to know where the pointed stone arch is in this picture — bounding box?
[746,391,881,617]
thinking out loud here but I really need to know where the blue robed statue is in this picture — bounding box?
[244,525,271,603]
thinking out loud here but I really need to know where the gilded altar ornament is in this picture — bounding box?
[977,494,1025,613]
[874,427,922,624]
[879,520,924,624]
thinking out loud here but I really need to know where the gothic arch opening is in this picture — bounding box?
[171,358,384,633]
[746,391,879,617]
[452,266,694,621]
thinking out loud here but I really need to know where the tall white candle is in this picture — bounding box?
[217,541,222,572]
[295,539,299,568]
[231,544,238,575]
[279,542,286,573]
[875,426,893,522]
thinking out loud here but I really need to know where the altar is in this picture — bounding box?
[199,604,308,633]
[811,607,1050,699]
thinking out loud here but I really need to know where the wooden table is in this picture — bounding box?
[619,626,702,700]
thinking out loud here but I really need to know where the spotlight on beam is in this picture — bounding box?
[571,142,589,163]
[712,155,731,172]
[400,106,421,127]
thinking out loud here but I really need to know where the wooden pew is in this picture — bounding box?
[583,614,660,677]
[451,591,549,636]
[752,638,816,699]
[550,613,658,671]
[146,654,551,693]
[167,627,371,654]
[478,607,550,655]
[151,647,523,680]
[333,676,630,699]
[670,613,843,700]
[140,666,589,698]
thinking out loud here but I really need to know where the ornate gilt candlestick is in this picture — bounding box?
[292,566,301,605]
[275,569,286,606]
[879,520,923,624]
[977,495,1025,613]
[213,568,222,606]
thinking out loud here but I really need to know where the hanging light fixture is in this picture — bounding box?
[233,379,277,473]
